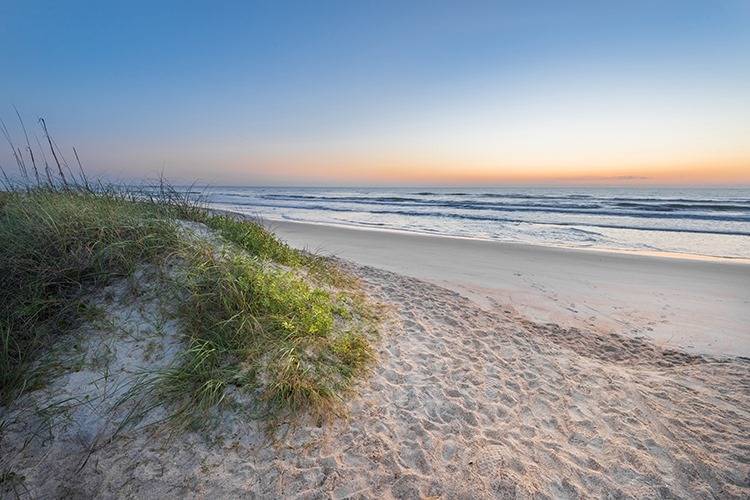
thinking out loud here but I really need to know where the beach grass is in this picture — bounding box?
[154,242,375,427]
[0,188,183,403]
[197,212,359,288]
[0,124,377,422]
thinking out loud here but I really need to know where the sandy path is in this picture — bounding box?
[4,262,747,498]
[268,220,750,358]
[312,264,749,498]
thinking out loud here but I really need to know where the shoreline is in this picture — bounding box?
[255,217,750,358]
[275,215,750,264]
[213,208,750,264]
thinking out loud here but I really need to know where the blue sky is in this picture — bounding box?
[1,1,749,185]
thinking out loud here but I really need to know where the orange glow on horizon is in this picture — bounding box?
[222,154,750,186]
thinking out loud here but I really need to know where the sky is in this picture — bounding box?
[1,1,749,186]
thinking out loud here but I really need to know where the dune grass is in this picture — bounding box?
[0,189,183,403]
[0,116,377,425]
[199,213,303,266]
[196,212,357,288]
[155,241,375,426]
[0,186,376,423]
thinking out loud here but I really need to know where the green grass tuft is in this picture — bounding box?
[198,213,358,288]
[156,242,375,426]
[202,214,303,266]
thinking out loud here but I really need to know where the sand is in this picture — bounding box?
[268,220,750,358]
[1,219,749,498]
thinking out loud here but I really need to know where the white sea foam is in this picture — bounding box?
[190,186,750,259]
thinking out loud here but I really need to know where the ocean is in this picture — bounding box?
[197,186,750,260]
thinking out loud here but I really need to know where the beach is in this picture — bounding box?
[4,2,749,495]
[268,219,750,358]
[258,220,750,497]
[2,212,749,498]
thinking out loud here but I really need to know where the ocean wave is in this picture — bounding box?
[256,193,749,211]
[235,194,750,223]
[213,200,750,237]
[202,189,750,207]
[614,202,750,211]
[409,191,750,204]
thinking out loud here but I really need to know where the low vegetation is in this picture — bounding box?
[0,120,378,426]
[199,212,358,288]
[158,243,375,426]
[0,189,184,404]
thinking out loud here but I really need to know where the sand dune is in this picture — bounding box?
[3,260,748,498]
[2,219,748,498]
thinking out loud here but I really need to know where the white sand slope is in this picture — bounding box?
[267,220,750,358]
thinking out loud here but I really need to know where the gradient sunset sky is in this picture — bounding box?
[2,1,749,186]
